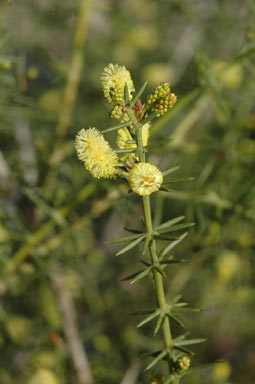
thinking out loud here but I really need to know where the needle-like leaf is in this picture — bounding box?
[154,313,165,336]
[130,81,148,106]
[162,165,180,177]
[116,235,145,256]
[157,223,195,234]
[102,120,132,133]
[137,309,161,328]
[161,258,186,264]
[174,338,207,347]
[172,306,201,313]
[155,216,185,231]
[162,232,188,257]
[173,345,195,356]
[130,266,152,284]
[163,177,194,184]
[179,362,220,378]
[167,313,186,329]
[106,233,143,244]
[145,349,168,371]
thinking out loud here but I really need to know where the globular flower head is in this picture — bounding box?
[128,162,163,196]
[75,127,118,179]
[101,63,135,104]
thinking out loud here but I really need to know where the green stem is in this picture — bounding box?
[142,196,173,349]
[127,106,177,380]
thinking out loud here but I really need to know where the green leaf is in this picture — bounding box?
[102,120,132,133]
[159,186,171,192]
[114,148,137,153]
[172,294,183,304]
[163,177,194,184]
[173,345,195,356]
[161,258,186,264]
[124,83,129,104]
[140,111,158,125]
[144,138,174,150]
[140,259,150,267]
[174,338,207,347]
[167,313,186,328]
[162,165,180,177]
[179,362,220,378]
[105,233,142,244]
[153,234,180,241]
[130,81,148,106]
[137,309,161,328]
[158,222,195,234]
[162,232,188,257]
[142,236,151,255]
[122,269,147,281]
[130,266,152,284]
[145,349,168,371]
[173,333,190,343]
[116,235,145,256]
[154,313,165,336]
[172,307,201,313]
[140,349,161,358]
[124,227,143,234]
[155,216,185,231]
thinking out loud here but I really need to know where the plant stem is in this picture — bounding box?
[142,195,173,349]
[127,106,178,381]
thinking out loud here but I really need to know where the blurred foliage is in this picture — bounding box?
[0,0,254,383]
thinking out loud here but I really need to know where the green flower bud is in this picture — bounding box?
[110,105,124,120]
[176,356,190,373]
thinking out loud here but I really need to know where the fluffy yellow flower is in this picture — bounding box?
[128,163,163,196]
[116,123,150,151]
[101,63,135,104]
[75,127,118,179]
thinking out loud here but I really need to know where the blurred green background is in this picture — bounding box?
[0,0,254,383]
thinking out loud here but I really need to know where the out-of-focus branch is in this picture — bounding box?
[51,262,94,384]
[120,360,141,384]
[46,0,91,183]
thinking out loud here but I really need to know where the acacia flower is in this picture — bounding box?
[75,127,118,179]
[101,63,135,104]
[128,162,163,196]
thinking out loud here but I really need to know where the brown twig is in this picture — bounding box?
[51,262,94,384]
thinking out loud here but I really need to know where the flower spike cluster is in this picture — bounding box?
[101,63,135,105]
[146,82,177,116]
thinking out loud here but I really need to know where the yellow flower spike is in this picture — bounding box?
[128,162,163,196]
[75,127,118,179]
[101,63,135,104]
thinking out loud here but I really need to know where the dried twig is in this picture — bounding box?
[51,262,94,384]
